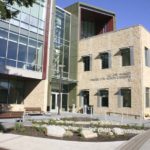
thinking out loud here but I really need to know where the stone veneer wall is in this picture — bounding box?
[78,25,144,116]
[140,27,150,116]
[24,80,46,111]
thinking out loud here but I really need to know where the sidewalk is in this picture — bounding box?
[0,133,124,150]
[117,130,150,150]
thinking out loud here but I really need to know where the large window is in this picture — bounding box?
[100,52,111,69]
[145,88,150,108]
[97,89,109,107]
[0,38,7,57]
[118,88,131,108]
[0,79,24,104]
[121,47,134,66]
[145,47,150,67]
[0,1,45,73]
[18,44,27,62]
[7,41,17,60]
[83,56,91,71]
[53,7,71,78]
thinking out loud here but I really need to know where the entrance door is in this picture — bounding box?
[51,92,59,112]
[51,92,68,112]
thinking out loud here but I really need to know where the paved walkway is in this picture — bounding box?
[0,133,124,150]
[0,112,150,127]
[117,130,150,150]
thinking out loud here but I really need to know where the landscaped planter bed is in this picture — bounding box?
[5,126,136,142]
[1,117,149,142]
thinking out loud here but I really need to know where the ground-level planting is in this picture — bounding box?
[1,117,148,142]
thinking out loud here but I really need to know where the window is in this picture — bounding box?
[100,52,111,69]
[0,38,7,57]
[80,90,89,107]
[0,79,24,104]
[83,56,91,71]
[121,47,134,66]
[0,80,9,104]
[145,88,150,108]
[145,47,150,67]
[118,88,131,108]
[97,89,109,107]
[28,47,36,64]
[18,44,27,62]
[7,41,18,60]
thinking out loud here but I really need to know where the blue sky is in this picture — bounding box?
[56,0,150,31]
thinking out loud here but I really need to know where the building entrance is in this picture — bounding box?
[51,92,68,112]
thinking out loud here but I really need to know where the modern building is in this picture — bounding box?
[49,6,77,112]
[66,2,150,118]
[0,0,150,118]
[0,0,54,111]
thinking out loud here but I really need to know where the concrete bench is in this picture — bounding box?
[24,107,44,115]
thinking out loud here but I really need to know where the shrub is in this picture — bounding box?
[14,123,25,132]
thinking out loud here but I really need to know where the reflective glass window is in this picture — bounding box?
[30,3,39,18]
[15,81,24,104]
[121,48,131,66]
[30,16,38,26]
[0,80,9,104]
[0,38,7,57]
[63,46,69,72]
[21,13,29,23]
[83,56,91,71]
[22,6,30,14]
[8,80,17,104]
[17,62,26,69]
[28,47,36,63]
[0,58,5,66]
[100,52,109,69]
[18,44,27,62]
[29,39,37,47]
[39,20,44,29]
[30,26,38,33]
[20,22,29,30]
[38,29,44,35]
[10,19,19,26]
[7,41,17,59]
[20,36,28,45]
[39,5,46,20]
[9,33,18,42]
[37,48,42,66]
[0,29,8,38]
[98,90,109,107]
[6,59,16,67]
[65,14,70,41]
[37,42,43,49]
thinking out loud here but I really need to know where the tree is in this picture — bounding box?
[0,0,36,19]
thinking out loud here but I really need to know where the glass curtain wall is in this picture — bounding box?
[53,7,71,78]
[0,0,46,72]
[0,78,24,104]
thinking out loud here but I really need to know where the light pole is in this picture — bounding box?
[57,65,64,115]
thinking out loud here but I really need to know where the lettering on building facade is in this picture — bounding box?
[90,72,131,82]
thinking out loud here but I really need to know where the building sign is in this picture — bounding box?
[90,72,131,82]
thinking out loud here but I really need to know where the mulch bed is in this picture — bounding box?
[5,127,136,142]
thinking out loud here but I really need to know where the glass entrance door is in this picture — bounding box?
[51,92,59,112]
[51,92,68,112]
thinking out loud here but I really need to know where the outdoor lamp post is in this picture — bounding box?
[57,65,64,115]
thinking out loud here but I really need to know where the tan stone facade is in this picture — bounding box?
[77,25,150,118]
